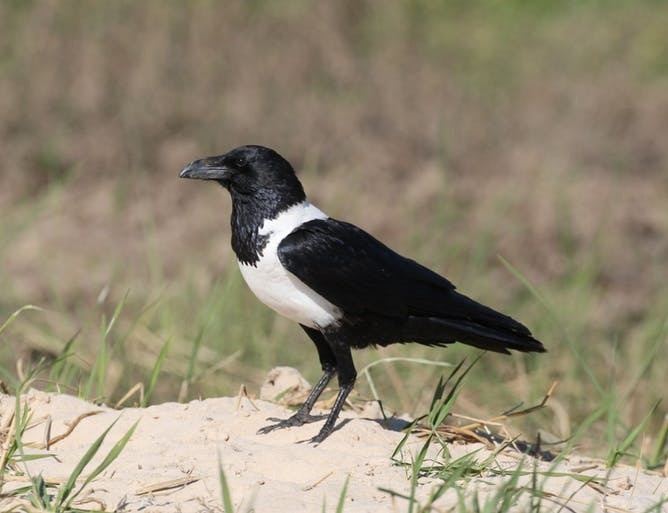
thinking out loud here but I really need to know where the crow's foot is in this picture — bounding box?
[256,412,324,435]
[299,423,335,445]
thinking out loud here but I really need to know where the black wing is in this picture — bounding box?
[278,218,544,353]
[277,218,455,318]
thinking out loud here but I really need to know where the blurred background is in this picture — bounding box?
[0,1,666,458]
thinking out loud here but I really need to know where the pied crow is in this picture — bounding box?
[180,145,545,443]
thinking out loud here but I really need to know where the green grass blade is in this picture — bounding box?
[335,475,350,513]
[104,290,130,340]
[390,419,423,462]
[430,359,466,411]
[359,356,453,409]
[29,474,50,509]
[642,497,668,513]
[429,356,481,429]
[54,417,119,507]
[12,453,59,462]
[650,415,668,468]
[429,375,446,414]
[183,326,205,391]
[608,400,661,467]
[143,337,170,407]
[218,451,235,513]
[83,291,130,399]
[1,396,33,484]
[408,437,431,513]
[0,305,44,335]
[49,330,80,383]
[65,420,139,508]
[491,462,524,513]
[358,357,452,376]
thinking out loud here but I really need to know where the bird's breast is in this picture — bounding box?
[237,237,342,329]
[235,200,342,328]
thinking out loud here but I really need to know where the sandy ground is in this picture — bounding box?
[0,372,666,513]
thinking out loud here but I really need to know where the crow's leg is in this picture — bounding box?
[257,368,334,433]
[305,337,356,444]
[257,326,336,434]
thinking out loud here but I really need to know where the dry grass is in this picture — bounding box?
[0,1,666,461]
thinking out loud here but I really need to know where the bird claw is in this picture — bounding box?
[256,422,283,435]
[298,426,333,445]
[256,412,324,435]
[264,416,286,423]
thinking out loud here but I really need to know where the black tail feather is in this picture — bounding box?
[405,315,546,354]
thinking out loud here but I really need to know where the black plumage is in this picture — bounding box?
[180,145,546,443]
[278,218,542,354]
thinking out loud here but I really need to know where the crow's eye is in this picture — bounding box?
[236,157,247,168]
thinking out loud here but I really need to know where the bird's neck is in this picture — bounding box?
[230,187,306,266]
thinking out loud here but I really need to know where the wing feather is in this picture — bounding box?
[277,218,455,318]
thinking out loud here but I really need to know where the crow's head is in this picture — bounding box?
[180,145,305,201]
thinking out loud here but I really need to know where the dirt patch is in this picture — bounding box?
[1,387,665,512]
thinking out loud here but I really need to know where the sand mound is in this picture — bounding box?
[0,381,666,512]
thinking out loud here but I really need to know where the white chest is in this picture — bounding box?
[237,202,342,329]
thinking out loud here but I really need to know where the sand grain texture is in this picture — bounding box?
[0,388,666,513]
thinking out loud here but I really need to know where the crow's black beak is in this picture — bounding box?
[180,159,231,181]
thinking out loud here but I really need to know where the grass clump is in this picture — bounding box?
[0,325,139,513]
[382,355,668,512]
[21,418,138,513]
